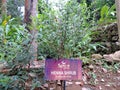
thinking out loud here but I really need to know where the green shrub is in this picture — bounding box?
[0,16,40,89]
[98,4,116,25]
[0,16,31,64]
[37,0,99,59]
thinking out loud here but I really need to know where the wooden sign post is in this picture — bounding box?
[63,80,66,90]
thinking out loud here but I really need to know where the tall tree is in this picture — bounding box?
[24,0,38,61]
[115,0,120,43]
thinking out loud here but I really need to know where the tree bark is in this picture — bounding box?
[30,0,38,61]
[115,0,120,43]
[77,0,81,3]
[24,0,31,24]
[1,0,7,16]
[24,0,38,61]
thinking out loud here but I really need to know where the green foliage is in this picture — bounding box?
[0,16,43,89]
[37,0,99,59]
[38,0,49,14]
[37,10,60,59]
[80,56,91,64]
[99,4,116,24]
[102,61,120,73]
[95,0,115,7]
[0,73,29,89]
[85,0,115,22]
[87,0,115,8]
[88,71,97,85]
[0,16,31,63]
[0,74,11,89]
[0,0,107,89]
[7,0,24,19]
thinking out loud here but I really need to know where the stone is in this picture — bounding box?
[105,42,111,47]
[91,54,103,60]
[112,36,118,41]
[88,65,94,70]
[103,51,120,62]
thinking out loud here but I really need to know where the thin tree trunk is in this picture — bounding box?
[1,0,7,16]
[77,0,81,3]
[115,0,120,43]
[24,0,31,24]
[24,0,38,61]
[30,0,38,61]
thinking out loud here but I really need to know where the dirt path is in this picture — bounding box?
[42,64,120,90]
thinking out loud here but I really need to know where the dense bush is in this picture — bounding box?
[0,16,43,89]
[37,0,99,59]
[0,16,31,64]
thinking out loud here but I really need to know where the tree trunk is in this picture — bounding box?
[24,0,38,61]
[1,0,7,16]
[30,0,38,61]
[77,0,81,3]
[24,0,31,24]
[115,0,120,43]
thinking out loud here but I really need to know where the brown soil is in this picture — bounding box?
[1,60,120,90]
[40,61,120,90]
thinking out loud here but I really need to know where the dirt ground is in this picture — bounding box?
[1,58,120,90]
[16,59,120,90]
[39,60,120,90]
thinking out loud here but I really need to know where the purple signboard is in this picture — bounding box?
[45,59,82,80]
